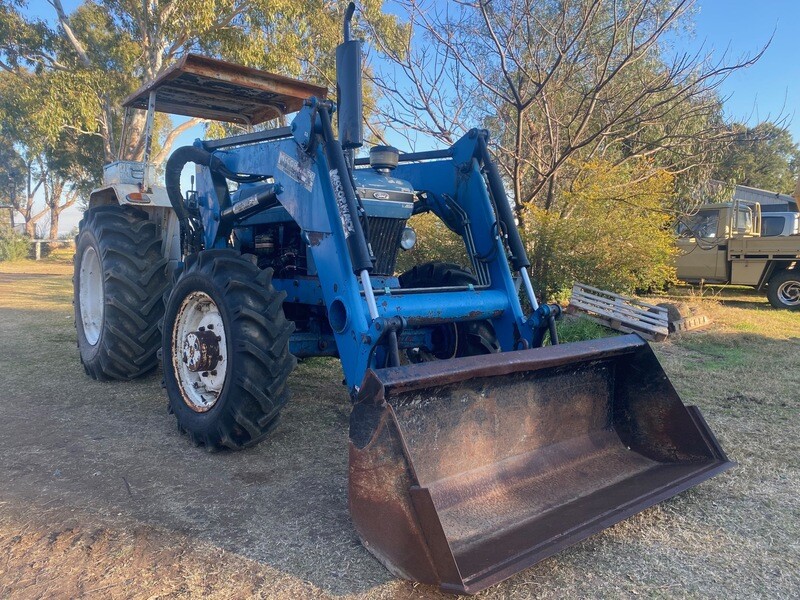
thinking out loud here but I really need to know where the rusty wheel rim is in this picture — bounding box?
[171,291,227,412]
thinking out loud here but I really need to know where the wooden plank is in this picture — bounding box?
[570,292,669,328]
[570,286,669,325]
[570,299,669,336]
[570,299,668,330]
[578,314,662,342]
[572,283,668,312]
[571,289,668,320]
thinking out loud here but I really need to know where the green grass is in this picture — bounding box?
[555,315,616,343]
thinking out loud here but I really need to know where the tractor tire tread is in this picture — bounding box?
[399,261,501,358]
[74,205,168,381]
[163,249,296,451]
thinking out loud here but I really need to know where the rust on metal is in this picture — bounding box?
[349,334,734,594]
[123,54,328,124]
[182,329,221,373]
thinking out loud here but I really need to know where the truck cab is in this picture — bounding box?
[676,202,760,283]
[676,201,800,309]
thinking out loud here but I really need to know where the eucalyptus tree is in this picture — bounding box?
[2,0,403,164]
[1,0,402,235]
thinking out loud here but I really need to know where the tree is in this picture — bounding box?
[0,69,96,237]
[714,122,799,194]
[521,159,677,298]
[2,0,404,164]
[1,0,404,235]
[368,0,763,298]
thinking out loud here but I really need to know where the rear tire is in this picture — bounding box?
[767,269,800,310]
[162,250,296,450]
[398,261,500,358]
[73,205,168,380]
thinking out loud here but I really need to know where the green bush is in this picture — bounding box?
[0,226,30,261]
[522,160,678,302]
[395,212,471,274]
[556,315,616,343]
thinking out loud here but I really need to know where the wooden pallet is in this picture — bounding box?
[568,283,669,341]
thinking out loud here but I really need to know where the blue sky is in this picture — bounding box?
[688,0,799,139]
[22,0,800,231]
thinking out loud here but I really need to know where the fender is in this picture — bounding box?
[87,183,173,210]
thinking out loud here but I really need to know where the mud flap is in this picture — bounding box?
[348,334,734,594]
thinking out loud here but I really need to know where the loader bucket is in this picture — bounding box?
[348,334,733,594]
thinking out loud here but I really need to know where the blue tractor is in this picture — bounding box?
[74,4,733,594]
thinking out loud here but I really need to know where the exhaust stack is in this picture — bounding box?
[336,2,363,153]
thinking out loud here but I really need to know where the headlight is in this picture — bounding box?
[399,226,416,250]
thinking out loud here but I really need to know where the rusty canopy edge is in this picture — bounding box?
[121,54,328,123]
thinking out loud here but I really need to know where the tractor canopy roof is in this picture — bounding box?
[122,54,327,125]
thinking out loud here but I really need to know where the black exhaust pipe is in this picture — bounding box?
[336,2,363,158]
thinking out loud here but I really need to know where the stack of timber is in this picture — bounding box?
[568,283,669,341]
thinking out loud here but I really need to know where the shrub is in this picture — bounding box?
[522,160,677,302]
[0,226,30,262]
[395,211,471,274]
[556,315,615,343]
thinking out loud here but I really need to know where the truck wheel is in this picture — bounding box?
[398,261,500,358]
[767,269,800,310]
[162,249,296,450]
[74,205,168,380]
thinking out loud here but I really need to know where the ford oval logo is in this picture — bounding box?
[372,191,390,200]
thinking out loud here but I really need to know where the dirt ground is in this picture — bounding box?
[0,259,798,599]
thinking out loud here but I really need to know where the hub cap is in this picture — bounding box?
[172,291,227,412]
[79,246,104,345]
[777,279,800,307]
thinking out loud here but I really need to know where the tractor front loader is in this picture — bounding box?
[74,3,733,594]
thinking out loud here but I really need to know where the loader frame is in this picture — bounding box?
[191,104,545,389]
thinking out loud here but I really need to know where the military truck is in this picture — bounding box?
[676,201,800,309]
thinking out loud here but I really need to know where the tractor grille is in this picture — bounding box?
[367,216,407,276]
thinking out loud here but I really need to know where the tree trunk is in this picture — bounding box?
[24,217,36,238]
[49,212,59,240]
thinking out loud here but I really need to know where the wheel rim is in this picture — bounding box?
[172,291,228,412]
[777,279,800,307]
[79,246,104,345]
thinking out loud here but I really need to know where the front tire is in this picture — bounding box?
[767,269,800,310]
[73,206,168,380]
[162,250,296,450]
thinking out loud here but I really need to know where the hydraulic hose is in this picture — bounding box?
[165,145,270,254]
[164,146,216,226]
[476,133,531,270]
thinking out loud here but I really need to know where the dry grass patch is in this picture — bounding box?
[0,261,797,599]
